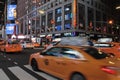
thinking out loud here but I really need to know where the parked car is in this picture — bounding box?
[29,44,120,80]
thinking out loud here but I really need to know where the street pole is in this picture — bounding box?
[4,0,7,40]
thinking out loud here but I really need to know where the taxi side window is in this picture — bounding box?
[45,47,62,57]
[61,48,85,59]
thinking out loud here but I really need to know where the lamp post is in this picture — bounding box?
[14,20,19,40]
[28,20,31,41]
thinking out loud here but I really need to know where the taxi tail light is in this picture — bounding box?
[118,47,120,51]
[101,66,117,75]
[6,44,9,47]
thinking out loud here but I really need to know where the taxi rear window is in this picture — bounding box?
[80,47,107,59]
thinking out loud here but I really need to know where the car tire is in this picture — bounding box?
[70,73,85,80]
[31,59,38,71]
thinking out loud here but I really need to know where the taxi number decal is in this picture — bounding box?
[44,59,49,65]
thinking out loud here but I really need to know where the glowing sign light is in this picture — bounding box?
[6,24,15,34]
[7,5,16,20]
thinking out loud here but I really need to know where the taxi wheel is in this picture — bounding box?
[70,73,85,80]
[31,59,38,71]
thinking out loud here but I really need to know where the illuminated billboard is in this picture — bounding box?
[6,24,16,34]
[7,5,16,20]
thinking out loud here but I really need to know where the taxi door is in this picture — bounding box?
[39,55,55,73]
[38,47,62,74]
[44,47,68,76]
[51,56,67,78]
[51,47,86,77]
[47,47,71,77]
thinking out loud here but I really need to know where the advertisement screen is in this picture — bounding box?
[7,5,16,20]
[6,24,15,34]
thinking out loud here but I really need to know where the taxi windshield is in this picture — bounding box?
[8,41,19,44]
[80,47,107,59]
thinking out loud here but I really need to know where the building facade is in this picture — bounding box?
[16,0,120,41]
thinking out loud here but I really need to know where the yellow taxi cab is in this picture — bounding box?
[29,37,120,80]
[29,45,120,80]
[33,42,40,48]
[0,40,22,53]
[94,41,120,57]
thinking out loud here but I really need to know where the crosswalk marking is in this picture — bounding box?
[8,66,37,80]
[24,65,59,80]
[0,69,10,80]
[0,65,59,80]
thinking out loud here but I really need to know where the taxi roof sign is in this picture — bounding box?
[59,37,90,46]
[97,38,112,43]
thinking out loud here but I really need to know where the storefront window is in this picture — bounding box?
[78,3,85,30]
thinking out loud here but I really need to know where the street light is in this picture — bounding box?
[116,6,120,9]
[108,20,113,25]
[38,10,45,14]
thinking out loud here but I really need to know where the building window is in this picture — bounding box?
[91,0,93,5]
[64,3,72,30]
[41,15,46,33]
[47,11,53,32]
[55,7,62,31]
[86,0,90,4]
[78,3,85,30]
[87,7,94,31]
[95,10,101,32]
[64,0,68,2]
[36,16,40,34]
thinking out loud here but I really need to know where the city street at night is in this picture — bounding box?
[0,0,120,80]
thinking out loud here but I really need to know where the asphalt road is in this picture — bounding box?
[0,48,41,68]
[0,48,59,80]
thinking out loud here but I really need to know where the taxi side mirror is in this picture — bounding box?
[41,51,46,55]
